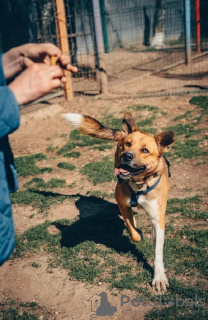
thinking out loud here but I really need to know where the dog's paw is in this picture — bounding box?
[130,230,143,242]
[152,276,169,294]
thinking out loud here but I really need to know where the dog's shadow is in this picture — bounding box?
[53,195,153,277]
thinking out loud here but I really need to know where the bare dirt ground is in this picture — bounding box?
[0,92,207,320]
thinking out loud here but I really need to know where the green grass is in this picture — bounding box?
[86,190,114,198]
[164,238,207,277]
[57,162,76,170]
[145,278,208,319]
[58,128,113,155]
[31,262,41,268]
[127,104,159,112]
[137,116,156,128]
[145,305,208,320]
[0,299,48,320]
[164,96,208,161]
[90,144,113,151]
[57,142,77,154]
[24,178,66,189]
[112,270,151,290]
[11,190,76,213]
[10,188,208,309]
[46,144,58,152]
[164,123,203,138]
[63,151,81,158]
[12,206,207,287]
[190,96,208,113]
[173,110,193,121]
[167,196,208,220]
[169,139,208,159]
[179,227,208,248]
[80,156,115,184]
[69,258,103,283]
[11,201,152,288]
[102,114,123,130]
[15,153,52,177]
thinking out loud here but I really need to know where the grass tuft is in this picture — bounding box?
[11,190,75,213]
[190,96,208,113]
[15,153,52,177]
[0,299,48,320]
[24,178,66,189]
[63,151,81,158]
[58,162,76,170]
[169,139,208,159]
[80,156,115,184]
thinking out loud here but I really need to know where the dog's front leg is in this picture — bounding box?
[116,183,142,242]
[152,219,168,293]
[117,204,142,242]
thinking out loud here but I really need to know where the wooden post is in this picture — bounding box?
[54,0,73,100]
[195,0,201,53]
[92,0,108,95]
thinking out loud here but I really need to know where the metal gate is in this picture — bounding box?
[0,0,208,97]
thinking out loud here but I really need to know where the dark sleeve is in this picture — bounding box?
[0,54,20,138]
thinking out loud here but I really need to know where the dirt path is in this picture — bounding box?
[0,94,207,320]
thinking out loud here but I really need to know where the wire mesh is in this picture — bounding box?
[0,0,207,97]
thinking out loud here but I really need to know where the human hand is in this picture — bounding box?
[2,43,77,81]
[9,62,67,105]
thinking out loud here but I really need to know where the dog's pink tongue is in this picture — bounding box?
[114,168,129,175]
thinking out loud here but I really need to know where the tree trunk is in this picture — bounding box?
[152,0,166,48]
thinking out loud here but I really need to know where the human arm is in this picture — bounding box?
[0,54,20,138]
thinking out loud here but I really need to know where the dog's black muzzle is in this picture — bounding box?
[121,152,133,164]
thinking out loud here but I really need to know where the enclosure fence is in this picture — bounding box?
[0,0,208,98]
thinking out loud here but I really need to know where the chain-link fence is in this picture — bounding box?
[0,0,208,97]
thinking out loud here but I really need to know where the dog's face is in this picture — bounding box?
[115,113,174,179]
[62,112,174,181]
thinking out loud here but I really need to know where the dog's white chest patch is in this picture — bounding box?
[137,196,159,221]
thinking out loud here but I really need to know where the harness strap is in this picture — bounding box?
[130,175,162,207]
[163,154,171,178]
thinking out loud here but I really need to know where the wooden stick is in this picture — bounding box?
[51,55,57,66]
[54,0,73,100]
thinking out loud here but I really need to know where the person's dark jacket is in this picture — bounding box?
[0,53,20,265]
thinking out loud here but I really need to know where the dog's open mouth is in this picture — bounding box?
[115,164,146,178]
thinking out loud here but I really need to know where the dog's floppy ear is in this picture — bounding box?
[122,112,138,136]
[154,131,175,153]
[62,113,124,141]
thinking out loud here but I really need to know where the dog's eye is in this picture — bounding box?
[126,142,131,147]
[141,148,149,153]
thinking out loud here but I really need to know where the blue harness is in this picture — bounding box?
[117,155,171,208]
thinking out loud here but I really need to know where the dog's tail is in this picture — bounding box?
[62,113,123,141]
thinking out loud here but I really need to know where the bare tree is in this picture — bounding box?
[151,0,166,48]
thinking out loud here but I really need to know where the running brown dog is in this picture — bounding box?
[62,112,175,293]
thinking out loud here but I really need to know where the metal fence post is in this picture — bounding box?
[100,0,109,53]
[184,0,191,64]
[54,0,73,100]
[92,0,108,95]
